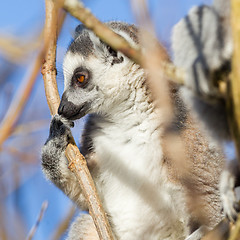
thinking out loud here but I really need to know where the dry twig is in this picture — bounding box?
[42,0,114,239]
[0,34,42,63]
[26,201,48,240]
[227,0,240,162]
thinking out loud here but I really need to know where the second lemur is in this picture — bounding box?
[172,0,240,221]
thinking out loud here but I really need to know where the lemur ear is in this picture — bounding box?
[74,24,86,39]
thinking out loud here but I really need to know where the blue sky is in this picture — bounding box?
[0,1,213,239]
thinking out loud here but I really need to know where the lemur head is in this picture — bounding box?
[58,22,144,120]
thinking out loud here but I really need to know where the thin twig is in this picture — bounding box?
[26,201,48,240]
[42,1,114,239]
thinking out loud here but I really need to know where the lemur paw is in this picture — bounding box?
[41,115,74,182]
[220,170,240,222]
[46,114,74,146]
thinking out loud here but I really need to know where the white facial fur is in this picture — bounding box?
[62,27,144,118]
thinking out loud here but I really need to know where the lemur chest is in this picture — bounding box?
[91,127,190,239]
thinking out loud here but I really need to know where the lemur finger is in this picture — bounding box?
[49,117,66,138]
[220,170,239,222]
[44,116,74,148]
[54,114,74,128]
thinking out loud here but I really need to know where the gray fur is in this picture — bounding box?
[69,26,94,57]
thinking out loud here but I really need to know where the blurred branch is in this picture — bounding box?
[0,206,8,240]
[3,146,37,164]
[227,0,240,162]
[229,216,240,240]
[203,216,240,240]
[131,0,173,123]
[42,0,114,239]
[26,201,48,240]
[202,219,230,240]
[0,57,42,147]
[0,10,65,148]
[63,0,185,86]
[0,34,42,63]
[51,205,76,240]
[12,119,49,136]
[63,0,142,63]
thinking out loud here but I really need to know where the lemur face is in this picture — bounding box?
[58,22,141,120]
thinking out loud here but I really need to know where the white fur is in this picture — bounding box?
[93,122,190,240]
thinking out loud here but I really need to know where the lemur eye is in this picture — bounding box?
[107,45,118,57]
[73,68,89,87]
[76,74,85,83]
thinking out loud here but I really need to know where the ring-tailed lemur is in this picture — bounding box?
[172,0,240,222]
[42,21,228,239]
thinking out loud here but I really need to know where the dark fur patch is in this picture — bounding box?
[58,92,91,120]
[69,22,139,59]
[68,26,94,57]
[166,84,188,133]
[80,114,99,156]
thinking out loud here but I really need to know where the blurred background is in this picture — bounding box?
[0,0,212,239]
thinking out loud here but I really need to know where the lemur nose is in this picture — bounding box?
[58,92,70,117]
[58,91,80,120]
[58,103,64,115]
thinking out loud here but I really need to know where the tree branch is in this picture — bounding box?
[0,53,42,147]
[227,0,240,162]
[41,1,114,239]
[26,201,48,240]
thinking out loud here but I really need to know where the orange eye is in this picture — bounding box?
[73,69,89,88]
[77,75,85,83]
